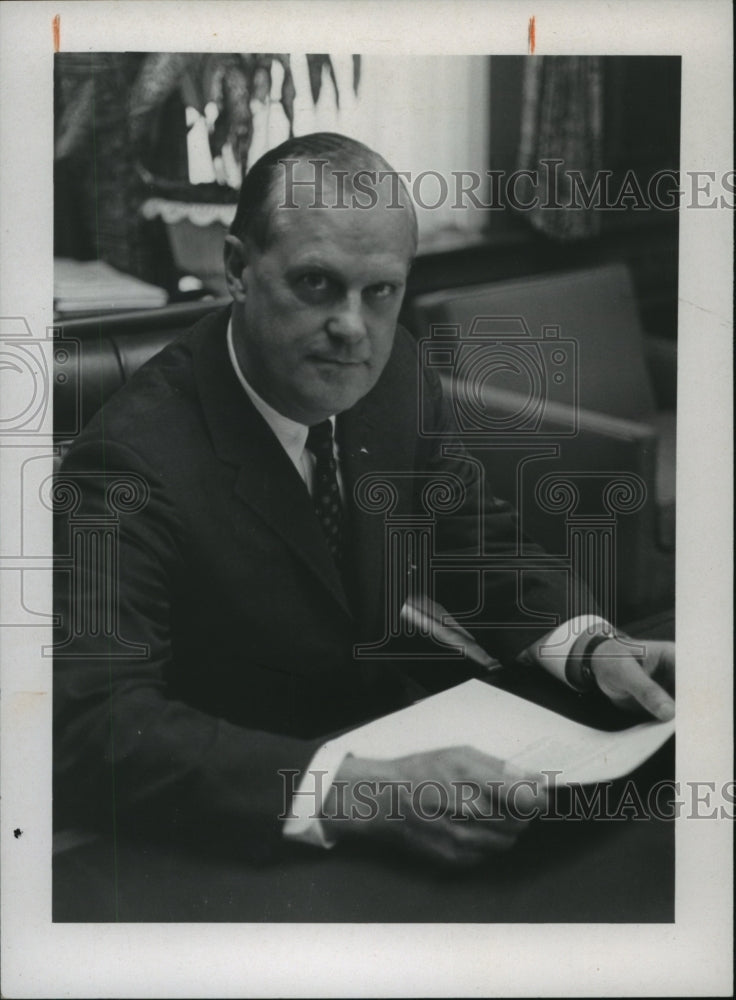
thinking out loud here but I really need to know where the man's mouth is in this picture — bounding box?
[309,355,367,367]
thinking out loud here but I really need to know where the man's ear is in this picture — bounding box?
[224,235,249,302]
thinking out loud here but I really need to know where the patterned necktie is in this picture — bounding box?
[306,420,344,569]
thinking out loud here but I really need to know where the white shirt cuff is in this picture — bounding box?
[518,615,612,687]
[281,741,348,849]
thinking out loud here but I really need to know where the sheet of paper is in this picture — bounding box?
[329,679,674,785]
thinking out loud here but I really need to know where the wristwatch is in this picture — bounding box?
[565,630,629,693]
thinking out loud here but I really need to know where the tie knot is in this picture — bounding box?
[307,420,334,456]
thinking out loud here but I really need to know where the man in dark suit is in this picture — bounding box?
[54,133,675,866]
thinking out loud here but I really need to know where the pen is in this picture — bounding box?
[400,598,504,675]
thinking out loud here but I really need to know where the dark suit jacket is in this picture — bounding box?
[54,306,583,858]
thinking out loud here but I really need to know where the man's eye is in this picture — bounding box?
[295,273,335,300]
[301,274,329,291]
[368,283,396,300]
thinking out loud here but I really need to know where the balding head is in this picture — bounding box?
[228,132,418,259]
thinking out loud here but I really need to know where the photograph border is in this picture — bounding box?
[1,2,733,996]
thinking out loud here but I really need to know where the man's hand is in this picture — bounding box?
[590,638,675,721]
[322,747,546,867]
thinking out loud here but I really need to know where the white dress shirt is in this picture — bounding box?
[227,320,607,848]
[227,321,339,495]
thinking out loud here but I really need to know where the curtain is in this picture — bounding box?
[518,56,604,241]
[55,53,166,276]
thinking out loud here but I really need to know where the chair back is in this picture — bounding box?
[53,298,229,441]
[411,263,656,423]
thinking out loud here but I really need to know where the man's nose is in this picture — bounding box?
[327,291,368,342]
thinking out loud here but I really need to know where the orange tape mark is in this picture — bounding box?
[52,14,60,53]
[528,15,536,54]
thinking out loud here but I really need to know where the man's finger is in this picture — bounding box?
[429,822,519,866]
[610,660,675,721]
[647,641,676,695]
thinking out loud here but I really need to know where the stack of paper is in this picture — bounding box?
[54,258,168,314]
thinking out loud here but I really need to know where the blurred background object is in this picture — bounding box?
[55,53,492,298]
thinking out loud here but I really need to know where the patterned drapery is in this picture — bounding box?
[518,56,604,241]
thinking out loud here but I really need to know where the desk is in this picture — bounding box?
[53,613,675,923]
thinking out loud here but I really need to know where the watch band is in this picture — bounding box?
[565,631,619,693]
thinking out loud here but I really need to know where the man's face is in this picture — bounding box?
[227,172,414,425]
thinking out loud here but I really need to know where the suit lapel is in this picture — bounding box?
[339,329,419,637]
[191,310,353,617]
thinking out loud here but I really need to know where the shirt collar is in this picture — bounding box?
[226,318,334,465]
